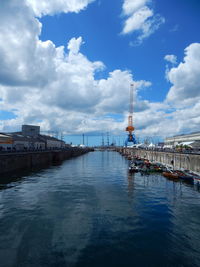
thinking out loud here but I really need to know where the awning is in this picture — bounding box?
[179,141,194,146]
[163,145,173,148]
[148,143,155,147]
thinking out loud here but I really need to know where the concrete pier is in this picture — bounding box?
[0,147,92,175]
[117,147,200,174]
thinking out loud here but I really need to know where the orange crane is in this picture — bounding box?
[125,83,136,146]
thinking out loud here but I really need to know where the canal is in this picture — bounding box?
[0,151,200,267]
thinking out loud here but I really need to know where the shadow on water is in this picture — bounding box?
[0,162,63,191]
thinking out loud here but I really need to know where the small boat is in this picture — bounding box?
[163,171,179,179]
[129,165,139,173]
[183,170,200,185]
[138,165,151,174]
[149,164,163,172]
[194,178,200,186]
[175,170,194,183]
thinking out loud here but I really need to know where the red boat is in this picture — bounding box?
[163,171,179,179]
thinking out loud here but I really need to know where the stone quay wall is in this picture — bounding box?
[0,147,92,175]
[117,148,200,174]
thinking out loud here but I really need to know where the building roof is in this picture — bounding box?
[39,134,63,142]
[190,141,200,148]
[173,131,200,137]
[1,131,64,143]
[6,133,44,142]
[0,133,12,139]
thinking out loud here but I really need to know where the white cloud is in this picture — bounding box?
[166,43,200,106]
[164,54,177,65]
[26,0,95,17]
[0,0,151,135]
[123,6,153,34]
[1,1,200,140]
[68,37,84,54]
[96,70,151,114]
[122,0,147,15]
[121,0,165,44]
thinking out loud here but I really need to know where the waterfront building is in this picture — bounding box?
[165,132,200,148]
[0,133,13,150]
[39,135,65,149]
[0,125,65,151]
[22,125,40,137]
[10,134,45,150]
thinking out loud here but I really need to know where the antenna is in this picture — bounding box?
[102,133,104,147]
[82,134,85,145]
[107,132,109,146]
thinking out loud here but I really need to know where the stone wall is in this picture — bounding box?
[0,147,92,175]
[118,148,200,174]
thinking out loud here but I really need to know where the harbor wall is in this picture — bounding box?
[118,148,200,173]
[0,148,92,175]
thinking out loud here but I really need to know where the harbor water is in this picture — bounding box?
[0,151,200,267]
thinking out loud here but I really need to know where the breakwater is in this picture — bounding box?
[0,147,92,175]
[117,147,200,174]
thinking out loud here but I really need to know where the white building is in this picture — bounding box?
[165,132,200,148]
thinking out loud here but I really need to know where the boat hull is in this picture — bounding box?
[163,172,179,179]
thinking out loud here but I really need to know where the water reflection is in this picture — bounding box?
[0,151,200,267]
[127,173,135,199]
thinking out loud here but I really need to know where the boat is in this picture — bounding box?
[149,164,163,172]
[194,177,200,186]
[175,170,194,183]
[129,165,139,173]
[163,171,179,179]
[183,170,200,185]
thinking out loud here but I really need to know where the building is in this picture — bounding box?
[165,132,200,149]
[39,135,65,149]
[10,133,45,150]
[22,125,40,137]
[0,133,13,151]
[0,125,65,151]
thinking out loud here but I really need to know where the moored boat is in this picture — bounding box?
[175,170,194,183]
[163,171,179,179]
[129,165,139,173]
[194,177,200,186]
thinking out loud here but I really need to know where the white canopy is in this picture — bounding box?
[148,143,155,147]
[179,141,193,147]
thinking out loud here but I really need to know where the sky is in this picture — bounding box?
[0,0,200,145]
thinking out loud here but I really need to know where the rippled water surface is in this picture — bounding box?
[0,151,200,267]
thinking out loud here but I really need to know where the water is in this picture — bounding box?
[0,151,200,267]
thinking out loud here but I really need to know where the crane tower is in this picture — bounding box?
[125,83,136,146]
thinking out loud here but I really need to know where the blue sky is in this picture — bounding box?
[0,0,200,145]
[40,0,200,103]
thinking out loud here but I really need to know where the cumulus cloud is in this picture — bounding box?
[166,43,200,106]
[164,54,177,65]
[26,0,95,17]
[121,0,165,44]
[0,0,152,135]
[1,0,199,140]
